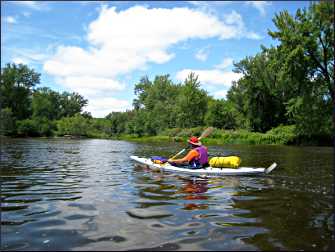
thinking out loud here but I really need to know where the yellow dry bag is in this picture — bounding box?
[209,156,241,168]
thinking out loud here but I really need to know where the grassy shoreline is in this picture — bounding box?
[113,134,289,145]
[110,126,297,145]
[108,126,332,146]
[2,126,332,146]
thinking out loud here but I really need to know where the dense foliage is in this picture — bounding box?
[1,63,88,137]
[268,1,334,137]
[1,63,40,120]
[0,2,333,145]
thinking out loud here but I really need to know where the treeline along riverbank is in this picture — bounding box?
[1,2,333,146]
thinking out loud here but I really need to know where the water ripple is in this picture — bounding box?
[0,138,333,251]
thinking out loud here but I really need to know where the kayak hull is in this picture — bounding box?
[130,155,277,177]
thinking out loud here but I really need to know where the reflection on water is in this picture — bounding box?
[0,138,333,251]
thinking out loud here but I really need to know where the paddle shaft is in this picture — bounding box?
[170,148,186,160]
[169,127,214,160]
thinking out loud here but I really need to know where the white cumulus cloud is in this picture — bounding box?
[13,1,49,11]
[12,57,28,65]
[223,10,262,39]
[22,11,32,17]
[213,89,229,99]
[176,69,242,87]
[176,68,242,100]
[246,1,271,16]
[5,16,17,24]
[86,97,131,118]
[61,76,125,96]
[195,47,210,62]
[43,5,258,117]
[8,48,51,66]
[215,57,234,69]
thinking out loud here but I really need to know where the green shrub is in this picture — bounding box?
[209,128,224,139]
[56,114,92,136]
[37,117,56,136]
[266,125,297,144]
[0,108,16,135]
[174,127,206,138]
[16,117,55,136]
[17,119,38,136]
[176,128,193,137]
[160,128,182,137]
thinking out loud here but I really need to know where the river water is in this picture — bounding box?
[1,138,334,251]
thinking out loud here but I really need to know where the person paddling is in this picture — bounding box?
[168,136,209,169]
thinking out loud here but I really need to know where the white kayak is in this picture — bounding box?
[130,155,277,177]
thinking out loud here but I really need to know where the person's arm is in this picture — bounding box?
[168,156,188,164]
[168,150,198,164]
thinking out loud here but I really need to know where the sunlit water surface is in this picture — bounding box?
[1,138,334,251]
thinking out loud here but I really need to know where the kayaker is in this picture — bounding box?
[168,136,209,169]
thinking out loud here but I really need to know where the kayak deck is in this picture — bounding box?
[130,156,277,176]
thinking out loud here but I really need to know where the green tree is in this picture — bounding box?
[145,75,180,132]
[268,1,334,136]
[127,109,147,136]
[226,80,251,130]
[0,63,40,120]
[16,117,55,137]
[89,118,112,137]
[133,76,152,110]
[16,119,38,136]
[132,75,180,134]
[0,108,15,135]
[230,48,288,132]
[32,88,88,120]
[106,111,129,135]
[205,98,237,129]
[16,117,56,137]
[56,114,91,136]
[81,111,93,119]
[32,87,61,120]
[175,72,209,128]
[59,92,88,118]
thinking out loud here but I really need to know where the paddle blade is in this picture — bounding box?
[199,127,214,140]
[265,162,277,174]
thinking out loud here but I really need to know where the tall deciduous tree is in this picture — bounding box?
[0,63,40,120]
[106,111,130,135]
[132,75,180,134]
[133,76,152,110]
[268,1,334,136]
[0,108,15,135]
[229,48,288,132]
[58,92,88,118]
[32,87,61,120]
[175,72,209,128]
[205,98,237,129]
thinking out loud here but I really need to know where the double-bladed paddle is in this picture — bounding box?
[169,127,214,160]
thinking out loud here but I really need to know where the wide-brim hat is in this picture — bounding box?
[188,136,202,146]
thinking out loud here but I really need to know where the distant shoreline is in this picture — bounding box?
[1,132,331,147]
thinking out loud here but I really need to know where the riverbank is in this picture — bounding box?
[112,127,332,146]
[2,125,332,146]
[114,134,290,146]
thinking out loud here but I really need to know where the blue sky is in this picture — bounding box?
[2,1,311,117]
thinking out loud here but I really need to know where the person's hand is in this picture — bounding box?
[168,158,173,163]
